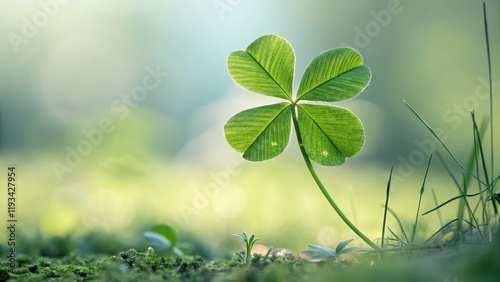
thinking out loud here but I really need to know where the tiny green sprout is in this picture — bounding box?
[301,239,364,261]
[143,224,192,257]
[224,34,379,250]
[233,231,260,265]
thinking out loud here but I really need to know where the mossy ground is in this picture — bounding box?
[1,236,500,282]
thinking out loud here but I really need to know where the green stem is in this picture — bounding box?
[246,243,251,265]
[291,105,380,250]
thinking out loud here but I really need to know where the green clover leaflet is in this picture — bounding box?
[224,34,370,166]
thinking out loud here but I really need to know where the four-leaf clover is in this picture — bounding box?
[224,34,371,166]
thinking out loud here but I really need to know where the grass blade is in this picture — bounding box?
[471,111,498,216]
[404,101,487,187]
[423,192,483,216]
[386,206,409,243]
[431,189,444,226]
[458,116,487,232]
[435,152,482,238]
[387,226,408,246]
[470,115,491,237]
[425,219,458,243]
[411,154,433,244]
[483,2,494,184]
[381,165,393,249]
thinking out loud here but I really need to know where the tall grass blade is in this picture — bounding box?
[381,165,393,249]
[482,2,494,184]
[458,116,487,232]
[411,154,433,244]
[471,115,491,237]
[471,111,498,216]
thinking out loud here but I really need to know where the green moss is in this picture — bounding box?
[1,243,499,281]
[0,267,10,281]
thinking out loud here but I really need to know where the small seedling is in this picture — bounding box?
[301,239,364,261]
[143,224,192,256]
[224,34,378,249]
[233,232,260,265]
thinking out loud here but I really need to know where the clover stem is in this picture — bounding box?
[291,105,380,250]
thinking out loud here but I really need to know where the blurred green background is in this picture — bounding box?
[0,0,499,257]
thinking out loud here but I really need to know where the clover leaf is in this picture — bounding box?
[227,35,295,101]
[301,239,365,261]
[224,34,370,166]
[143,224,191,256]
